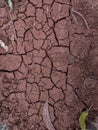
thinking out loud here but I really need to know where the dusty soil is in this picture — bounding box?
[0,0,98,130]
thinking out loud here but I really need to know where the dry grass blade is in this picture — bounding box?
[43,98,56,130]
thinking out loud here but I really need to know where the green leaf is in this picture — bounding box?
[79,111,88,130]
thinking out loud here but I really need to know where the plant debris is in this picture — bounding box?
[0,39,8,52]
[71,7,89,29]
[7,0,13,12]
[43,98,56,130]
[0,124,7,130]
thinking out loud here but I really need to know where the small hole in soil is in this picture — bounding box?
[81,108,87,112]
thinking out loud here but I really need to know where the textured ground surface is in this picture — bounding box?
[0,0,98,130]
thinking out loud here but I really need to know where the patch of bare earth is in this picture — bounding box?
[0,0,98,130]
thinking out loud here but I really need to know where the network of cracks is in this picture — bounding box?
[0,0,98,130]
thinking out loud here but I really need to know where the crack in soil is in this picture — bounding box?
[0,0,98,130]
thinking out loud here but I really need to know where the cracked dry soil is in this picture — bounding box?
[0,0,98,130]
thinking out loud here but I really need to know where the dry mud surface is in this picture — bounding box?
[0,0,98,130]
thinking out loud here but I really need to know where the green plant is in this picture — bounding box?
[79,110,88,130]
[79,105,93,130]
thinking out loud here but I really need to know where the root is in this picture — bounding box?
[71,7,89,29]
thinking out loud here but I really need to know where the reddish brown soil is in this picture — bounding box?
[0,0,98,130]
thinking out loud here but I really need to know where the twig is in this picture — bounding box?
[43,98,56,130]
